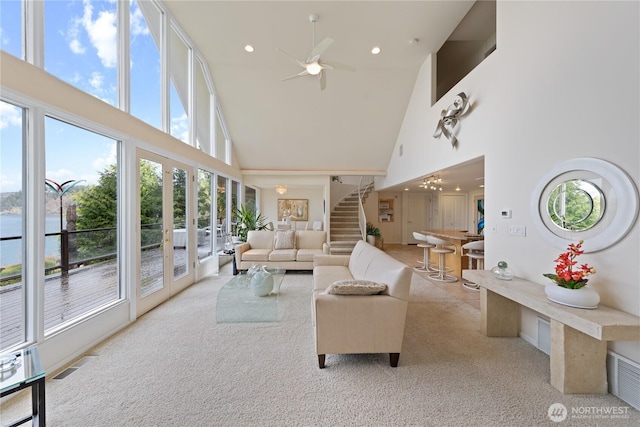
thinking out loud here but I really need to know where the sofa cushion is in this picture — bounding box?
[296,248,323,262]
[324,280,387,295]
[274,230,296,249]
[241,248,271,262]
[296,230,326,249]
[247,230,274,250]
[269,249,297,262]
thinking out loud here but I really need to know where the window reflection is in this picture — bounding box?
[547,179,605,231]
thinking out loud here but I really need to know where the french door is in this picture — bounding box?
[136,150,194,316]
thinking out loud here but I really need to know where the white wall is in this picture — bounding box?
[382,1,640,362]
[243,175,329,230]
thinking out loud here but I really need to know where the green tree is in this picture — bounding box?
[548,180,602,231]
[173,168,187,228]
[75,165,117,230]
[138,160,163,246]
[197,170,212,228]
[73,165,118,258]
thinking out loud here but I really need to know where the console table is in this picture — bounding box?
[463,270,640,394]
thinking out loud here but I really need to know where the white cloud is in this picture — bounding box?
[130,3,150,37]
[81,0,117,68]
[0,173,23,193]
[171,113,189,143]
[0,102,22,130]
[46,168,75,184]
[89,71,104,90]
[67,16,86,56]
[69,38,86,55]
[92,143,117,173]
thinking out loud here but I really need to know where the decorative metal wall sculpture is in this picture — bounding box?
[433,92,471,147]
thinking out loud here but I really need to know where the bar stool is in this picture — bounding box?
[461,240,484,290]
[427,236,458,282]
[412,232,436,272]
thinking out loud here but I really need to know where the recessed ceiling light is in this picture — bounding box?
[371,46,381,55]
[244,45,254,53]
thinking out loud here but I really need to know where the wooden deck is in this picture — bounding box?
[0,247,193,349]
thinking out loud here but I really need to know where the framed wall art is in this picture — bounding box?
[278,199,308,221]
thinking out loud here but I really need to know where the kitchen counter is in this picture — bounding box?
[424,229,484,241]
[422,229,484,279]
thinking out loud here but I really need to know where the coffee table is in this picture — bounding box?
[216,267,285,323]
[1,346,45,427]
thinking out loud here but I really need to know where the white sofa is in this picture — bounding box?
[312,240,413,368]
[234,230,327,272]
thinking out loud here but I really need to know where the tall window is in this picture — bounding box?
[169,26,189,143]
[0,0,23,59]
[217,175,228,239]
[0,100,26,351]
[215,108,227,163]
[195,58,212,154]
[197,169,214,261]
[44,116,120,333]
[130,0,161,129]
[44,0,118,106]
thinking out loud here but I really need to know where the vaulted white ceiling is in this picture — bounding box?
[162,0,486,190]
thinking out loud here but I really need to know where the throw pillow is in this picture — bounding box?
[274,230,296,250]
[325,280,387,295]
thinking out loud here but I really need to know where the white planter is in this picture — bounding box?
[544,284,600,309]
[366,235,376,245]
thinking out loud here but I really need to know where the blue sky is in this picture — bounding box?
[1,0,188,193]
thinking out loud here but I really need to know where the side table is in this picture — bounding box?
[0,346,45,427]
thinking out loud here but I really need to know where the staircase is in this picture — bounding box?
[328,185,372,255]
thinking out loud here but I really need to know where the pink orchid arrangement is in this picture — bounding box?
[543,240,596,289]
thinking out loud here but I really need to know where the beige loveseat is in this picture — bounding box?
[234,230,327,272]
[312,240,413,368]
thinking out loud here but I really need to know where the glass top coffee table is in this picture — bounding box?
[216,267,285,323]
[1,346,45,426]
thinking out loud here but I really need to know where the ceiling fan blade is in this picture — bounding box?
[281,70,309,82]
[307,37,334,63]
[321,61,356,72]
[276,48,307,68]
[319,71,327,91]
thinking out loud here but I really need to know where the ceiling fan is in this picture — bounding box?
[277,13,355,91]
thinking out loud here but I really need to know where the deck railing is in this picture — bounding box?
[0,223,169,285]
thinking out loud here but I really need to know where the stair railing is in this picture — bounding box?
[358,176,375,240]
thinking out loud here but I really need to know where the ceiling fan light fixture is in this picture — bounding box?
[306,62,323,75]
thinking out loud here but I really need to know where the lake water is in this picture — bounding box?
[1,214,61,267]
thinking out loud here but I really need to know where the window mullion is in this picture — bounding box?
[25,106,46,344]
[118,0,130,113]
[24,0,43,67]
[160,8,169,134]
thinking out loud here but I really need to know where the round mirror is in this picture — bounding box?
[547,179,605,231]
[531,157,639,252]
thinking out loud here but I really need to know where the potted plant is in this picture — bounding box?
[543,240,599,309]
[366,222,381,246]
[233,204,269,242]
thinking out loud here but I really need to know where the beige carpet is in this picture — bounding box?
[2,271,638,426]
